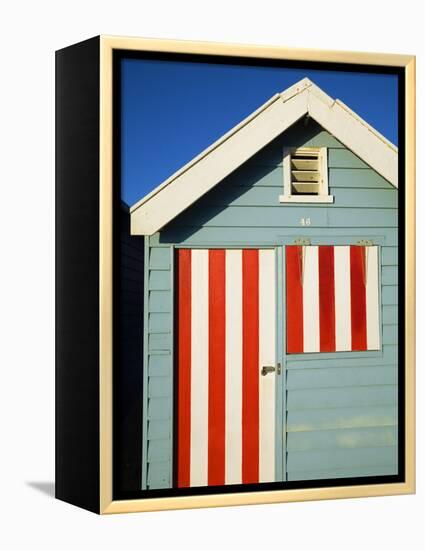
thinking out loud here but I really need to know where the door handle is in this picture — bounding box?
[261,363,281,376]
[261,366,275,376]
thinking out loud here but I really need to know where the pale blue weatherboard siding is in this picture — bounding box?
[143,119,398,488]
[144,243,174,489]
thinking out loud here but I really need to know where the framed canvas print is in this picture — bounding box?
[55,36,415,514]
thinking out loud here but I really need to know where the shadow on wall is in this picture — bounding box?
[158,118,324,244]
[159,163,278,243]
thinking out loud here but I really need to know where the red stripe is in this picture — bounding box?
[319,246,336,352]
[350,246,367,351]
[286,246,304,353]
[208,250,226,486]
[177,249,191,487]
[242,249,259,484]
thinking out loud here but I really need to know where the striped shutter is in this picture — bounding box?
[286,245,380,354]
[176,248,276,488]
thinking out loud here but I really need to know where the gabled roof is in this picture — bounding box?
[130,78,398,235]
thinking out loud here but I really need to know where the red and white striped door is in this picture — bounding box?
[176,248,276,488]
[286,245,380,354]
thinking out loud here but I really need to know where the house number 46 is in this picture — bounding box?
[300,217,311,226]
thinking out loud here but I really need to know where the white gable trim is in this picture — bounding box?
[130,78,398,236]
[308,93,397,186]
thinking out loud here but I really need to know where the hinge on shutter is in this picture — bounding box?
[293,238,311,246]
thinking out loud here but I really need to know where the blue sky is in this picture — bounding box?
[121,58,398,206]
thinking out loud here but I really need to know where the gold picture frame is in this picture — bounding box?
[57,35,415,514]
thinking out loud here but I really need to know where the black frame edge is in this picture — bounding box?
[55,36,101,513]
[112,49,405,501]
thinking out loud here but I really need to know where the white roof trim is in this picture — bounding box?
[130,77,398,235]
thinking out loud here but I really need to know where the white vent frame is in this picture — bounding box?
[279,146,334,203]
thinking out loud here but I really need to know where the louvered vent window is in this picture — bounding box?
[280,146,334,203]
[290,148,321,195]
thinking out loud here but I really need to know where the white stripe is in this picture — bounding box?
[302,246,320,353]
[225,250,243,485]
[258,249,276,482]
[366,246,380,350]
[334,246,352,351]
[190,249,209,487]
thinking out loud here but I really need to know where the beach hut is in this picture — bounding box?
[129,78,398,490]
